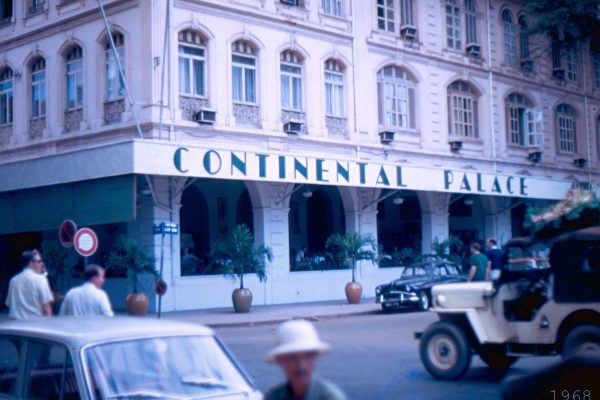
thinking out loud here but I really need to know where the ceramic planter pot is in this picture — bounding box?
[126,292,149,316]
[232,288,253,313]
[345,281,363,304]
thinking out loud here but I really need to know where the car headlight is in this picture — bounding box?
[404,285,413,292]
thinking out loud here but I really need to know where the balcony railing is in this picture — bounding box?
[28,1,46,17]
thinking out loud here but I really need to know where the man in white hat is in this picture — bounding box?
[264,319,347,400]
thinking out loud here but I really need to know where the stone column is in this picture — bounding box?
[420,193,450,255]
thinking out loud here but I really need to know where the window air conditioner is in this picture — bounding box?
[449,140,463,152]
[528,150,542,163]
[465,43,481,57]
[520,58,533,72]
[400,25,418,41]
[553,67,565,81]
[284,120,303,135]
[378,131,395,144]
[573,158,587,168]
[280,0,299,5]
[193,108,217,125]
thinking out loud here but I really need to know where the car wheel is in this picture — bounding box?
[419,321,472,380]
[562,324,600,360]
[418,291,430,311]
[478,346,518,370]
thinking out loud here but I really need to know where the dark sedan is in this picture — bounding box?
[375,260,466,311]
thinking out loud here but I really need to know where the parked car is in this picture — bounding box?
[375,260,466,311]
[0,317,262,399]
[417,227,600,380]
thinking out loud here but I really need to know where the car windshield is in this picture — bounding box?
[85,335,253,400]
[505,243,551,271]
[430,264,460,277]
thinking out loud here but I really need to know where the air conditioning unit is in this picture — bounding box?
[280,0,299,5]
[553,67,565,81]
[528,150,542,163]
[573,158,587,168]
[193,108,217,125]
[521,58,533,72]
[400,25,418,41]
[449,140,463,152]
[284,120,303,135]
[465,43,481,57]
[378,131,395,144]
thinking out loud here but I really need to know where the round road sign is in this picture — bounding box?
[74,228,99,257]
[59,220,78,248]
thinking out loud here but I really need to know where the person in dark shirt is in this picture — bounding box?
[486,238,504,281]
[468,243,488,282]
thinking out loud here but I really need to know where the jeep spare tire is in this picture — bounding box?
[562,324,600,360]
[419,321,472,380]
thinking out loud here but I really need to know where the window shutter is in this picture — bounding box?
[408,87,416,129]
[526,109,543,147]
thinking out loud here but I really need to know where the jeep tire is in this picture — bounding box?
[478,346,518,370]
[420,321,472,380]
[562,324,600,360]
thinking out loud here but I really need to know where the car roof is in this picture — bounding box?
[407,260,454,268]
[0,317,215,348]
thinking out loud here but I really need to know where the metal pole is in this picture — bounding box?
[158,231,165,319]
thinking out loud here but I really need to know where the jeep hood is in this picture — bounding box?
[431,282,494,309]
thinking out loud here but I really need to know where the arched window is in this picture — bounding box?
[377,66,416,129]
[445,0,462,50]
[105,32,124,101]
[447,80,478,138]
[280,50,303,111]
[178,30,206,97]
[324,59,344,118]
[506,93,542,146]
[519,16,530,61]
[0,68,13,126]
[556,104,577,153]
[565,32,578,81]
[31,58,46,118]
[65,46,83,110]
[591,41,600,88]
[232,40,257,104]
[502,10,517,66]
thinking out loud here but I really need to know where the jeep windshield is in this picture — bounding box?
[504,242,551,271]
[85,335,254,399]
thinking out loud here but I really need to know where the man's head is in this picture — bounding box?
[22,249,43,273]
[266,320,330,388]
[470,242,481,254]
[84,264,106,289]
[487,238,497,248]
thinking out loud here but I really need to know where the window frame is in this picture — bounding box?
[178,31,207,99]
[231,41,257,105]
[591,41,600,88]
[322,0,343,17]
[556,104,577,154]
[464,0,477,45]
[31,58,46,119]
[65,46,83,111]
[519,16,530,61]
[400,0,414,27]
[324,59,345,118]
[280,51,304,112]
[105,33,125,102]
[502,9,517,66]
[376,0,396,33]
[377,66,416,130]
[0,68,13,125]
[565,34,578,81]
[445,0,462,50]
[447,80,478,139]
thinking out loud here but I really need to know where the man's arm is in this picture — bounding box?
[41,303,52,316]
[486,261,492,281]
[467,265,476,282]
[99,291,114,317]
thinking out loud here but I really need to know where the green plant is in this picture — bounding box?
[106,236,159,292]
[325,232,377,282]
[41,240,77,294]
[428,236,463,265]
[214,224,272,289]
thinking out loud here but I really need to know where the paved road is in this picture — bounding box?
[216,310,559,400]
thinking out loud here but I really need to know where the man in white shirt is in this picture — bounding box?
[60,264,114,317]
[6,249,54,319]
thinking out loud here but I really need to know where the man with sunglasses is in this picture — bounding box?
[6,249,54,319]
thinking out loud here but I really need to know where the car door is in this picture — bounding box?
[0,335,23,399]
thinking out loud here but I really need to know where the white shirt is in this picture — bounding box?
[59,282,114,317]
[6,268,54,320]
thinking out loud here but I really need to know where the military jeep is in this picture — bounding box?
[417,227,600,380]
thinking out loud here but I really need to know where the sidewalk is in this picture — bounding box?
[158,298,381,328]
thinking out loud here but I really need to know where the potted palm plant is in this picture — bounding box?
[325,232,377,304]
[106,236,159,316]
[215,224,272,313]
[41,240,77,314]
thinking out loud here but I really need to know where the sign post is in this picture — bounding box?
[153,222,179,318]
[59,220,77,248]
[74,227,99,267]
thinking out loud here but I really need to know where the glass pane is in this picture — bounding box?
[232,66,242,102]
[281,76,290,109]
[25,341,80,400]
[179,57,190,94]
[292,77,302,110]
[232,54,255,66]
[0,337,21,396]
[193,60,205,96]
[245,68,256,103]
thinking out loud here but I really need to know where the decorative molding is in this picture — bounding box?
[103,99,124,125]
[233,103,261,126]
[29,117,45,139]
[64,109,83,133]
[179,96,209,121]
[0,125,12,146]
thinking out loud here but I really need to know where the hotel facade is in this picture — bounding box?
[0,0,598,311]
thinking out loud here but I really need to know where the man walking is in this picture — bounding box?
[6,249,54,319]
[486,238,504,281]
[60,264,114,317]
[264,319,347,400]
[467,242,488,282]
